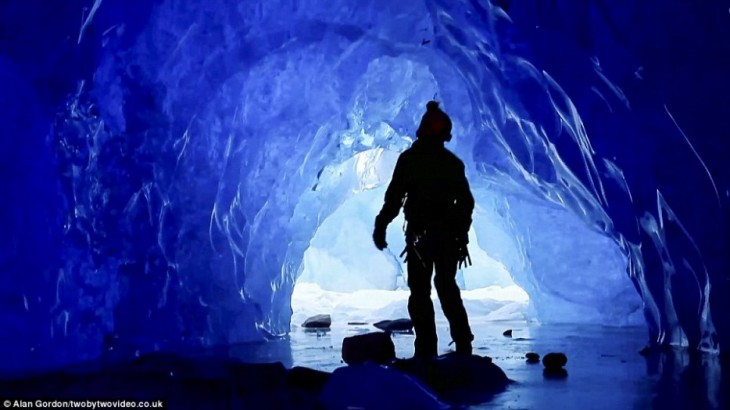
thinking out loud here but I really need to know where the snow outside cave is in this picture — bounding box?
[291,147,640,330]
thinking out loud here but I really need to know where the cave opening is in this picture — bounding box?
[275,51,642,334]
[288,152,644,331]
[3,0,729,407]
[0,0,655,378]
[290,148,531,331]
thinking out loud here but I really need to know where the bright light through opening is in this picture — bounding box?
[292,149,530,329]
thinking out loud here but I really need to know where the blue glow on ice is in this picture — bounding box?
[0,0,728,374]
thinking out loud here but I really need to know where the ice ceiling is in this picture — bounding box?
[1,0,728,374]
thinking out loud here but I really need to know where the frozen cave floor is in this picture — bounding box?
[2,321,728,409]
[287,320,729,409]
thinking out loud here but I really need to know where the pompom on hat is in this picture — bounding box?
[416,101,452,142]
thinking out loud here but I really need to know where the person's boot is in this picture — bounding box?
[452,334,473,355]
[413,335,438,359]
[455,341,472,355]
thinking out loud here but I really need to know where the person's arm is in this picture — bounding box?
[373,155,408,249]
[376,155,408,228]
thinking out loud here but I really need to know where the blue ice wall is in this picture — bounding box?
[0,0,728,374]
[495,0,730,351]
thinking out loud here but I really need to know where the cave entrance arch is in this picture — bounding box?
[290,147,530,330]
[282,52,642,332]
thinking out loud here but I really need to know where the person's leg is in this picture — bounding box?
[433,239,473,354]
[407,243,437,358]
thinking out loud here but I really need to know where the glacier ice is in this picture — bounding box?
[0,0,728,374]
[295,151,641,326]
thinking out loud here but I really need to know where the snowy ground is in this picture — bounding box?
[291,282,530,327]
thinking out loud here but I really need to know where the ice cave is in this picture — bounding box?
[1,0,729,408]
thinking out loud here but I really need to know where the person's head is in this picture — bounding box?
[416,101,452,143]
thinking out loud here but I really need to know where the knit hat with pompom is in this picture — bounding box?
[416,101,452,142]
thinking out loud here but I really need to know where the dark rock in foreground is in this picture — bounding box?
[1,347,510,409]
[390,353,510,405]
[320,363,450,410]
[342,332,395,365]
[302,314,332,328]
[542,352,568,377]
[542,352,568,370]
[288,366,331,393]
[0,353,324,409]
[526,352,540,363]
[373,318,414,333]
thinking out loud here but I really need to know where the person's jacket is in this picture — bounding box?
[375,139,474,238]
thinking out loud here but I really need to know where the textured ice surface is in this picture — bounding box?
[1,0,728,374]
[297,155,641,325]
[298,151,406,292]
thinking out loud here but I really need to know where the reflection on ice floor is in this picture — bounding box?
[288,321,727,410]
[9,318,724,409]
[286,283,728,409]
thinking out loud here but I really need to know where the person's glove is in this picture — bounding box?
[373,225,388,250]
[456,235,471,269]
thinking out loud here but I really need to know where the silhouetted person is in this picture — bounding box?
[373,101,474,358]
